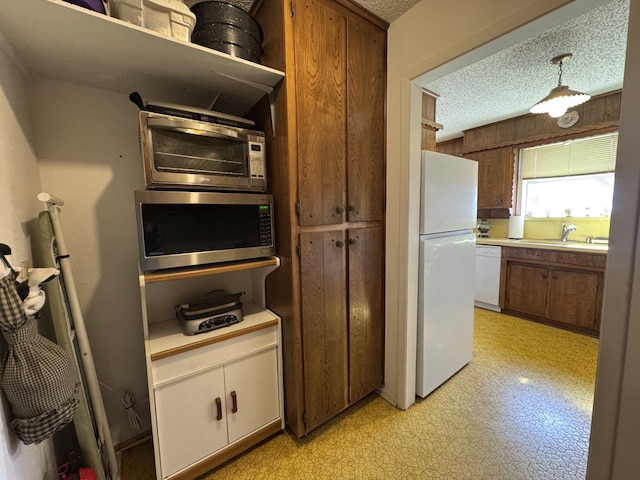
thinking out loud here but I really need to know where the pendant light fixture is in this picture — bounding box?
[530,53,591,118]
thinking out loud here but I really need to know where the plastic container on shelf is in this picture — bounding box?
[108,0,196,42]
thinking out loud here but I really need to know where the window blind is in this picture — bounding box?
[521,132,618,179]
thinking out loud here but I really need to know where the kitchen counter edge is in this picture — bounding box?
[476,237,608,254]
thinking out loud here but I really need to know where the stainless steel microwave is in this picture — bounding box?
[134,190,275,271]
[139,111,267,192]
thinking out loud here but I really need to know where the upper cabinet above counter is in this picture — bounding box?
[0,0,285,116]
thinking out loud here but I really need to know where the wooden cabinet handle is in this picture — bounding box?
[541,273,548,278]
[215,397,222,421]
[231,391,238,413]
[349,205,357,212]
[552,273,559,280]
[349,238,357,245]
[335,206,344,214]
[336,240,344,248]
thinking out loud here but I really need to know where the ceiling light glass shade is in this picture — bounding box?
[530,85,591,118]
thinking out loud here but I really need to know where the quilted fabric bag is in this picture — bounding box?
[0,272,79,444]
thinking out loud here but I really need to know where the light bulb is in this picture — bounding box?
[547,104,568,118]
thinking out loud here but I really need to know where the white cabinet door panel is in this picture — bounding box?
[155,366,227,477]
[225,348,280,444]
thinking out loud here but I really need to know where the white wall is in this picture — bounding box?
[0,33,57,480]
[383,0,572,409]
[32,79,151,445]
[588,0,640,477]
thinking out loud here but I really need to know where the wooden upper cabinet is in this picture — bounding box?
[466,147,514,210]
[294,0,385,226]
[346,15,385,222]
[295,0,347,226]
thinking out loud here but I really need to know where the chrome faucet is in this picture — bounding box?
[561,223,577,242]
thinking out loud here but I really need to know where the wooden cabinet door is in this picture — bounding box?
[346,15,385,222]
[548,268,601,330]
[347,226,384,402]
[225,347,280,444]
[299,231,348,431]
[504,262,548,317]
[154,366,227,477]
[468,147,514,210]
[294,0,347,226]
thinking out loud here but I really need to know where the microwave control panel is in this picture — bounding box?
[249,142,266,180]
[259,205,273,246]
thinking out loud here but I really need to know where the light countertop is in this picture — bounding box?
[476,237,608,254]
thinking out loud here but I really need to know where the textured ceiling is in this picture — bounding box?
[424,0,630,140]
[192,0,629,141]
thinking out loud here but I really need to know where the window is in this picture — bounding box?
[520,132,618,218]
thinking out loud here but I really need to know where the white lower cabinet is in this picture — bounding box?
[155,364,227,477]
[154,345,280,477]
[139,258,284,480]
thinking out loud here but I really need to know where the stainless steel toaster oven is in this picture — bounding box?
[139,110,267,192]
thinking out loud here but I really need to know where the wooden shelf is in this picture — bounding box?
[143,257,279,283]
[0,0,284,116]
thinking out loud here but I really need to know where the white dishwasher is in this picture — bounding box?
[474,245,502,312]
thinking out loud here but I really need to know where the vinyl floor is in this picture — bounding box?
[120,308,599,479]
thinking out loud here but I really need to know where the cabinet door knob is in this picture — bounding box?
[336,206,344,214]
[349,205,357,212]
[541,273,548,278]
[215,397,223,421]
[335,240,344,248]
[231,390,238,413]
[552,273,558,280]
[349,238,357,245]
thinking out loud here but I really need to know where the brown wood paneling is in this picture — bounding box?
[502,247,607,269]
[300,231,348,432]
[582,95,606,126]
[460,90,622,154]
[604,93,622,121]
[347,226,384,402]
[254,0,306,436]
[347,15,385,222]
[295,0,346,226]
[436,137,464,156]
[256,0,386,438]
[422,92,436,122]
[421,126,437,151]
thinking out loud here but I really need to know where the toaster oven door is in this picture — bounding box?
[142,116,267,192]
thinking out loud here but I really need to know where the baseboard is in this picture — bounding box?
[474,301,501,312]
[114,430,152,452]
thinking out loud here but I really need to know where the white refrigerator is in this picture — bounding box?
[416,150,478,398]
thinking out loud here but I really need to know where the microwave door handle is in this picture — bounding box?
[147,118,242,140]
